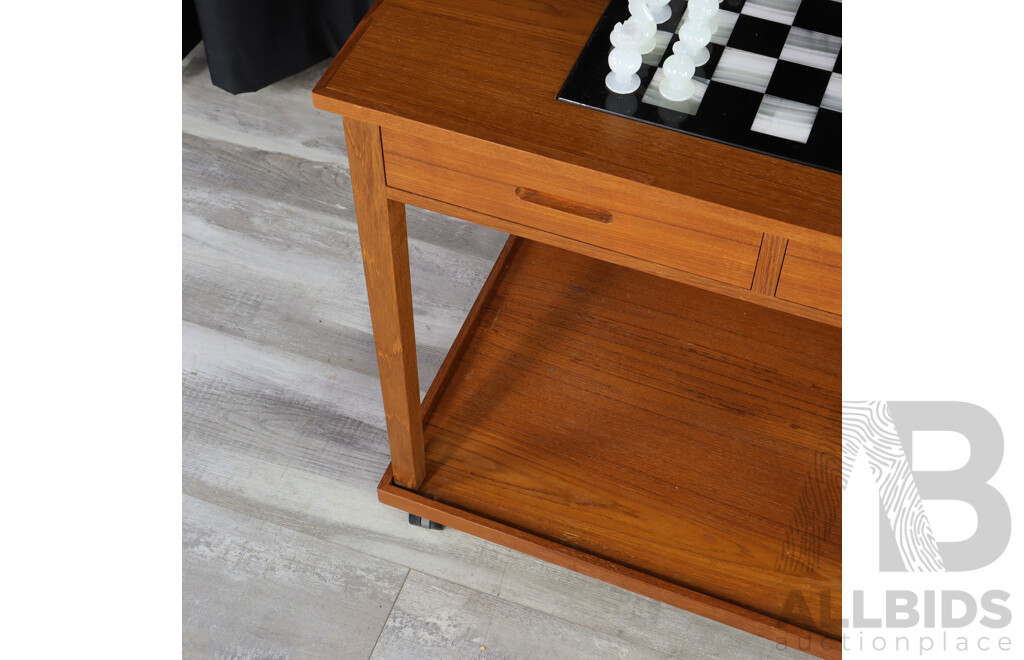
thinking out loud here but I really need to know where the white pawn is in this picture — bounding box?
[687,0,721,19]
[644,0,671,24]
[605,20,643,94]
[675,16,713,66]
[658,51,696,101]
[686,0,721,38]
[627,0,658,53]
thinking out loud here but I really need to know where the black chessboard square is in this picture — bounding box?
[793,0,841,37]
[806,107,842,155]
[727,14,792,58]
[694,81,762,127]
[765,60,831,106]
[834,49,841,73]
[719,0,749,13]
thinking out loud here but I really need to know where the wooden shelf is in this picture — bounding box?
[379,237,841,655]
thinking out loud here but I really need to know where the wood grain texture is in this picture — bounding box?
[183,319,820,659]
[379,476,840,660]
[388,187,841,327]
[776,242,843,316]
[420,237,522,423]
[184,50,350,165]
[183,495,409,660]
[753,234,790,296]
[182,131,509,387]
[185,46,819,659]
[182,345,812,659]
[313,0,841,240]
[323,2,842,649]
[515,187,612,224]
[344,118,425,488]
[382,125,763,288]
[407,239,842,643]
[370,571,672,660]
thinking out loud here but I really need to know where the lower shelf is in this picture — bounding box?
[378,237,842,658]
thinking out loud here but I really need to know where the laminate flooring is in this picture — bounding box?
[182,44,815,660]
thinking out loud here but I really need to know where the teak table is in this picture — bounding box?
[313,1,841,657]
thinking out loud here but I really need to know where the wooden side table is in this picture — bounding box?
[313,1,841,657]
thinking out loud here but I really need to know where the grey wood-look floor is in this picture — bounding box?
[182,45,814,660]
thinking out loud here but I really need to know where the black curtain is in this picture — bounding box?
[191,0,375,94]
[184,0,202,58]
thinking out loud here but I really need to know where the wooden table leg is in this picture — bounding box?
[343,117,426,490]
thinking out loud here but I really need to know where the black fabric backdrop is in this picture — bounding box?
[192,0,374,94]
[184,0,201,58]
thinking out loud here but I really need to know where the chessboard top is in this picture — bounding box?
[313,0,840,238]
[560,0,841,174]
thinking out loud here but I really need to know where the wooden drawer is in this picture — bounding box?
[380,128,762,289]
[776,242,841,315]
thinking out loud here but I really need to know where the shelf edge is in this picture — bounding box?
[419,235,523,424]
[377,467,841,660]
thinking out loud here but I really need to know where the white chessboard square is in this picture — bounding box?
[711,48,776,93]
[706,9,740,46]
[643,30,676,65]
[751,95,818,143]
[642,68,709,116]
[821,73,842,112]
[739,0,801,24]
[779,27,842,70]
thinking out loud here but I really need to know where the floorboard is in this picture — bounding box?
[182,45,814,659]
[370,571,671,660]
[183,495,408,660]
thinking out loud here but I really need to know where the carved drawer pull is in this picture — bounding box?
[515,187,613,224]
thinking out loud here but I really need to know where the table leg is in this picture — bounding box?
[343,117,426,489]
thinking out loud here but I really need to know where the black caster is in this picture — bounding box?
[409,513,444,530]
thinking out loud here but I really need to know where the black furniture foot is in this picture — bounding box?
[408,513,444,530]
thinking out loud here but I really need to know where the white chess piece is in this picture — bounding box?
[686,0,720,37]
[605,20,643,94]
[627,0,658,53]
[658,51,696,101]
[644,0,671,24]
[675,15,713,66]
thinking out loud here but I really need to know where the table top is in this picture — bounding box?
[313,0,840,239]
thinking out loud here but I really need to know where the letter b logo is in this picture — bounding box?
[843,401,1011,572]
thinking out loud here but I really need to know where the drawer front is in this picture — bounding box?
[776,242,841,315]
[381,128,762,289]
